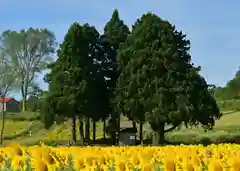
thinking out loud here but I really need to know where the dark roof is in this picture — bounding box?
[120,127,137,133]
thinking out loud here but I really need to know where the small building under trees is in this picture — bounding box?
[119,127,137,146]
[0,98,20,113]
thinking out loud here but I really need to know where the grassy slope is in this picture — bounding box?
[165,111,240,143]
[2,110,240,145]
[3,112,105,145]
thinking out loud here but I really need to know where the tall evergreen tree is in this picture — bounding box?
[41,23,100,145]
[116,13,221,144]
[100,9,130,144]
[81,24,110,142]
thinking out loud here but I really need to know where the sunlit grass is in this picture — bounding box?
[2,110,240,145]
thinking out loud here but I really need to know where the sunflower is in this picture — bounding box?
[163,158,176,171]
[11,156,25,170]
[31,158,49,171]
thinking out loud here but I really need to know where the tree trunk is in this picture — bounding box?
[21,98,27,112]
[111,114,117,145]
[132,120,136,129]
[103,119,106,140]
[139,122,143,145]
[85,117,90,141]
[21,81,28,112]
[153,123,165,145]
[0,101,5,144]
[21,85,27,112]
[78,117,84,146]
[92,119,96,142]
[71,116,76,144]
[116,113,120,145]
[20,87,25,112]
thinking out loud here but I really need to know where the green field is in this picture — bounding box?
[2,112,104,145]
[217,99,240,111]
[1,109,240,146]
[165,111,240,144]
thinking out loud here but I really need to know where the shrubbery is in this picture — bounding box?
[217,99,240,111]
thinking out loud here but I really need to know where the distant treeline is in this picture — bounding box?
[214,69,240,101]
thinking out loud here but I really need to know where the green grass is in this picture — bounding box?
[5,111,40,121]
[164,111,240,144]
[217,99,240,111]
[2,109,240,145]
[2,112,105,145]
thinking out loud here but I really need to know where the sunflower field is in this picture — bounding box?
[0,143,240,171]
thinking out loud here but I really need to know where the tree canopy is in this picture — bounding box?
[0,28,56,111]
[100,9,130,144]
[31,9,224,146]
[0,51,21,144]
[214,69,240,100]
[115,13,221,144]
[101,9,130,93]
[42,22,111,144]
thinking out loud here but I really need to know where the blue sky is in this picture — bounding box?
[0,0,240,99]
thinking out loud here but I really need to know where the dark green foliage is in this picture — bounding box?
[27,95,39,112]
[115,12,221,144]
[41,22,111,143]
[36,10,224,146]
[41,23,93,142]
[100,9,130,144]
[217,99,240,111]
[101,9,130,93]
[40,95,56,129]
[83,24,110,122]
[47,22,101,116]
[215,69,240,100]
[79,24,111,141]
